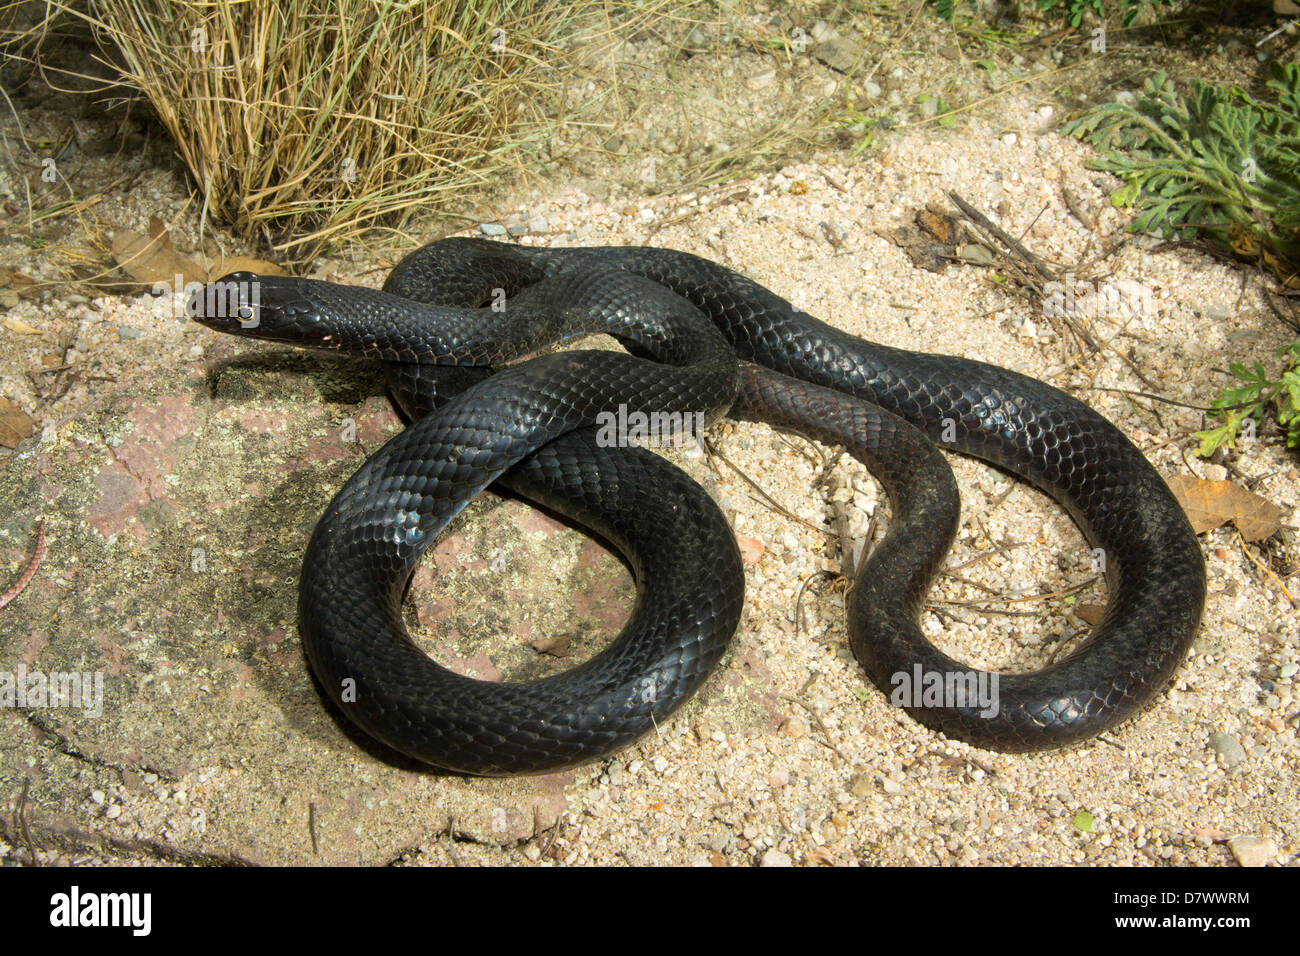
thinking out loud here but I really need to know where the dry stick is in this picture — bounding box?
[1237,530,1297,607]
[948,191,1057,281]
[539,816,561,860]
[308,802,319,856]
[18,778,38,866]
[794,570,842,640]
[948,192,1102,359]
[445,816,461,866]
[778,694,847,762]
[1088,387,1216,412]
[941,539,1027,574]
[705,439,838,541]
[933,574,1101,608]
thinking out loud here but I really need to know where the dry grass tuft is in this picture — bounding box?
[8,0,669,263]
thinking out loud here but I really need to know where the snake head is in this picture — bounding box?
[187,272,340,347]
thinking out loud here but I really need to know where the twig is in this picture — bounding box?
[18,777,39,866]
[948,191,1057,281]
[705,439,838,541]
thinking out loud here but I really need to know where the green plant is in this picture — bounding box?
[932,0,1176,26]
[1065,64,1300,280]
[1196,345,1300,455]
[1065,64,1300,456]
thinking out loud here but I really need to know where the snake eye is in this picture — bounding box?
[188,273,264,330]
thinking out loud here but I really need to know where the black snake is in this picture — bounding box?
[190,237,1206,775]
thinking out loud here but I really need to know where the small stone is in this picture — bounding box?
[1280,662,1298,679]
[652,756,668,773]
[116,325,142,341]
[882,778,902,795]
[1209,731,1247,768]
[104,804,121,820]
[528,216,549,233]
[478,223,507,236]
[850,773,873,797]
[780,716,808,738]
[1227,835,1275,867]
[90,790,105,805]
[958,243,994,266]
[766,770,790,787]
[522,844,541,861]
[760,848,793,867]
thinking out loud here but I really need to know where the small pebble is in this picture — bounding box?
[1228,835,1275,867]
[478,223,507,236]
[780,716,808,738]
[760,848,793,867]
[1209,731,1247,769]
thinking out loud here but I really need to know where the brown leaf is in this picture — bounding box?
[3,315,41,334]
[530,635,571,658]
[1166,475,1283,543]
[0,396,34,448]
[918,207,956,242]
[202,253,287,278]
[111,228,204,289]
[148,216,170,243]
[0,267,40,297]
[1074,604,1106,627]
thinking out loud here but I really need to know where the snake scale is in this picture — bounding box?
[191,237,1206,775]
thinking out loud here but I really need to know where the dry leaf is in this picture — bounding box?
[203,253,287,278]
[0,267,40,297]
[111,228,203,288]
[1166,475,1283,543]
[918,208,956,242]
[1074,604,1106,627]
[0,396,34,448]
[3,315,41,335]
[148,215,170,243]
[530,635,571,658]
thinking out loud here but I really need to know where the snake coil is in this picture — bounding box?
[192,238,1205,774]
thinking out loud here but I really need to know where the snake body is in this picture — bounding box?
[192,237,1205,773]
